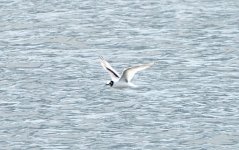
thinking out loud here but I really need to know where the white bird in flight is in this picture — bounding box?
[99,56,154,88]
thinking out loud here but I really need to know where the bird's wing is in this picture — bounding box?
[99,56,120,81]
[119,62,154,83]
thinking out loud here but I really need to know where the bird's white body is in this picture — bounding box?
[109,80,137,88]
[100,56,154,88]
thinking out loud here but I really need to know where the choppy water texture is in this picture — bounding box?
[1,0,239,149]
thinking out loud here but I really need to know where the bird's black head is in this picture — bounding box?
[106,81,114,87]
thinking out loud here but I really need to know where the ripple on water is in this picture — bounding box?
[1,0,239,149]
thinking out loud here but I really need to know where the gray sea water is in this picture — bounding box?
[1,0,239,149]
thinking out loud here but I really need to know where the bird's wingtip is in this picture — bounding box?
[99,56,105,61]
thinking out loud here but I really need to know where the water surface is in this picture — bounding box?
[1,0,239,149]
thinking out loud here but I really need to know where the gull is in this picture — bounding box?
[99,56,154,88]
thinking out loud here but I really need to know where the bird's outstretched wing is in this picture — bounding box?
[119,62,154,83]
[99,56,120,81]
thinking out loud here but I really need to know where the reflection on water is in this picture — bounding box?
[1,0,239,149]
